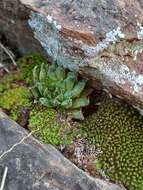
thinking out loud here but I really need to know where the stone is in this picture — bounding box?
[0,0,45,55]
[0,110,125,190]
[1,0,143,112]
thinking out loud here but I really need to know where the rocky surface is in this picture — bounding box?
[0,0,45,55]
[1,0,143,112]
[0,110,125,190]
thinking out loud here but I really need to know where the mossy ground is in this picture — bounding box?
[28,107,82,145]
[0,72,21,93]
[0,85,32,121]
[1,53,143,189]
[80,95,143,190]
[0,54,47,121]
[17,54,47,84]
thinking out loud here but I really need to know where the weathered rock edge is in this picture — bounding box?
[24,0,143,113]
[0,110,125,190]
[1,0,143,113]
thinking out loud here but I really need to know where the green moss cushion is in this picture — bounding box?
[17,54,47,84]
[0,86,32,121]
[28,107,81,145]
[81,96,143,190]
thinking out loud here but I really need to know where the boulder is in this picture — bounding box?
[0,110,125,190]
[0,0,143,112]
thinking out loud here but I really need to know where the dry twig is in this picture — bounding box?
[0,42,16,66]
[0,167,8,190]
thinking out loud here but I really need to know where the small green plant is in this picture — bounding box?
[32,62,89,120]
[94,159,102,172]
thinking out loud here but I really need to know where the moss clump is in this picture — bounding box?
[0,72,21,93]
[28,107,80,145]
[17,54,47,84]
[0,86,32,121]
[81,96,143,190]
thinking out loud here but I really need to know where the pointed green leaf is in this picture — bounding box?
[69,109,84,120]
[37,82,44,95]
[71,80,86,97]
[52,99,61,107]
[39,98,52,107]
[48,71,57,81]
[61,99,72,109]
[64,80,86,99]
[55,93,64,102]
[43,88,52,99]
[33,66,39,83]
[39,63,47,82]
[31,87,40,99]
[67,72,77,81]
[56,81,66,91]
[72,98,89,108]
[55,66,66,80]
[64,72,77,91]
[48,62,57,73]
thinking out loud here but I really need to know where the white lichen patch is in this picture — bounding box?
[91,58,143,93]
[80,27,125,56]
[137,22,143,39]
[46,14,62,30]
[28,12,60,60]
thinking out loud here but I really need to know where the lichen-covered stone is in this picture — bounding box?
[81,96,143,190]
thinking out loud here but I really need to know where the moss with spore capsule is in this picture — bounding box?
[81,96,143,190]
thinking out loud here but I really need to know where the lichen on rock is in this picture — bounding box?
[81,95,143,190]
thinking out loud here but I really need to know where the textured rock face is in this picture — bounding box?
[0,0,45,55]
[0,111,125,190]
[1,0,143,111]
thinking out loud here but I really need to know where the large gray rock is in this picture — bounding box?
[1,0,143,113]
[0,111,125,190]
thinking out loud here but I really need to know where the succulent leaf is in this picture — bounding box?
[48,62,57,74]
[37,82,44,95]
[69,109,84,120]
[72,98,89,109]
[33,66,39,83]
[31,87,40,99]
[39,63,47,82]
[43,88,52,99]
[55,66,66,80]
[72,80,86,97]
[39,98,52,107]
[55,93,64,102]
[64,80,86,98]
[67,71,77,79]
[61,99,73,109]
[64,76,76,91]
